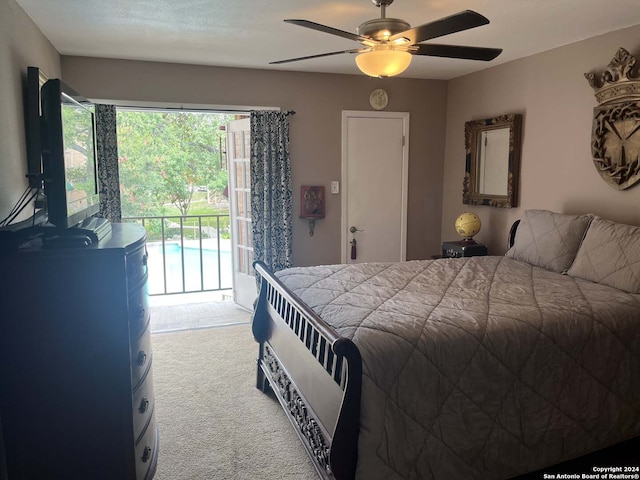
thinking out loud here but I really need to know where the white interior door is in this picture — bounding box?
[226,117,256,310]
[341,111,409,264]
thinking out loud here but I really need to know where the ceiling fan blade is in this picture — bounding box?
[284,19,374,45]
[389,10,490,45]
[270,49,362,65]
[414,44,502,61]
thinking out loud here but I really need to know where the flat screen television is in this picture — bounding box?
[40,78,101,229]
[25,66,44,189]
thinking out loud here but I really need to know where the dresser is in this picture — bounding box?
[0,222,157,480]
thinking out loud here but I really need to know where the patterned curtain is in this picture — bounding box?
[250,111,294,273]
[94,104,122,222]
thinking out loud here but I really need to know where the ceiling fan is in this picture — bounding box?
[270,0,502,77]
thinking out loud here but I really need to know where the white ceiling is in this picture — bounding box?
[15,0,640,80]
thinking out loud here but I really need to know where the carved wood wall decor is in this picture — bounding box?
[585,48,640,190]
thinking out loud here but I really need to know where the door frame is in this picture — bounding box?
[340,110,410,264]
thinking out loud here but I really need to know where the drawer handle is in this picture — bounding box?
[137,350,147,366]
[141,446,152,463]
[139,397,150,414]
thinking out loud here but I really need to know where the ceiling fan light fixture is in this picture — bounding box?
[355,47,412,77]
[275,8,501,74]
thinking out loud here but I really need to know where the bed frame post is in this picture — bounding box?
[252,274,269,392]
[329,339,361,480]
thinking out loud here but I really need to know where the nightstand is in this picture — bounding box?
[441,239,487,258]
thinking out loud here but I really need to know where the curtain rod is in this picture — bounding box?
[92,99,282,113]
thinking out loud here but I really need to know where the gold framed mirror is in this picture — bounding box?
[463,113,522,208]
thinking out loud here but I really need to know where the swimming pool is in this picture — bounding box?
[145,242,233,294]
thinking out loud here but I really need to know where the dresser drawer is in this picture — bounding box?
[131,325,153,390]
[135,418,158,480]
[126,244,148,288]
[129,283,150,341]
[132,367,155,443]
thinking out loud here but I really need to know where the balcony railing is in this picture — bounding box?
[123,214,232,296]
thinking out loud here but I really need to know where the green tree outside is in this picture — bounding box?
[116,110,235,219]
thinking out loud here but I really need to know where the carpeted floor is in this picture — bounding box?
[151,323,317,479]
[150,300,251,332]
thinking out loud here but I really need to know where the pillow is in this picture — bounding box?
[505,209,592,273]
[567,217,640,293]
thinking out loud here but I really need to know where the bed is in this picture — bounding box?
[251,210,640,479]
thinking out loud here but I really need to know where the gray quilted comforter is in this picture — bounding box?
[275,256,640,480]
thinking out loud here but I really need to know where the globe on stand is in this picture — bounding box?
[455,212,481,243]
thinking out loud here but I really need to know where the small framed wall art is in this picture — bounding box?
[300,186,325,218]
[300,186,325,236]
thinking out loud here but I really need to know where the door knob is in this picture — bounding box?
[349,226,363,234]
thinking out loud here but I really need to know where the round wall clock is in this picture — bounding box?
[369,89,388,110]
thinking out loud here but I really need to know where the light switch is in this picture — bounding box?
[330,181,340,194]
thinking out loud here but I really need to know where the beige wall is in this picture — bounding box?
[0,0,60,223]
[61,57,448,265]
[9,0,640,265]
[443,24,640,254]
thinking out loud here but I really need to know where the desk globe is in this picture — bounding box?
[455,212,481,240]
